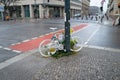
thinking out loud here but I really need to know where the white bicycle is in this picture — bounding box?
[38,27,83,57]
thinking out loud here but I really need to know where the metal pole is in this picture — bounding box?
[64,0,70,52]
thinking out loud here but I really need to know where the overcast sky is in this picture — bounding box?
[90,0,108,12]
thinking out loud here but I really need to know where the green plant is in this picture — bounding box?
[70,38,77,48]
[51,50,76,59]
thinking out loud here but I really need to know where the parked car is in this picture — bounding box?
[73,14,81,17]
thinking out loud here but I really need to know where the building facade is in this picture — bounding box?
[107,0,120,16]
[11,0,82,19]
[81,0,90,16]
[89,6,100,15]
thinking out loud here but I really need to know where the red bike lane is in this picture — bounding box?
[10,24,88,52]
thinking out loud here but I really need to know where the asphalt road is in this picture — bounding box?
[0,18,120,64]
[0,18,90,63]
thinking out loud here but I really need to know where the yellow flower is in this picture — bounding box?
[70,28,74,34]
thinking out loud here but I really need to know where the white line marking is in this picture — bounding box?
[32,37,38,40]
[83,45,120,53]
[84,42,88,45]
[16,42,21,44]
[104,48,120,53]
[12,50,22,53]
[11,44,15,46]
[0,46,2,48]
[39,35,43,37]
[73,25,88,34]
[0,51,35,70]
[22,39,30,42]
[3,48,11,51]
[45,33,50,35]
[84,26,100,45]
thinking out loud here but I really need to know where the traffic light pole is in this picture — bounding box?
[64,0,70,52]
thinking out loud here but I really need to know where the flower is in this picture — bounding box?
[70,28,74,34]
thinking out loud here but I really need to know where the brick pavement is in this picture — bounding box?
[33,47,120,80]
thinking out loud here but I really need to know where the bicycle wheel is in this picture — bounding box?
[38,39,57,57]
[70,36,83,52]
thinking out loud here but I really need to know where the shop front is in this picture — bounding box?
[0,5,4,21]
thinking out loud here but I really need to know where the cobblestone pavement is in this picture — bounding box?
[33,47,120,80]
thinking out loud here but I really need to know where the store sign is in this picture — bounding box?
[0,5,4,12]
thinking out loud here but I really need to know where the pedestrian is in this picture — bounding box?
[100,13,104,23]
[119,17,120,25]
[99,16,100,19]
[105,13,109,20]
[95,14,98,21]
[88,14,90,18]
[85,15,88,20]
[13,13,16,21]
[91,16,93,20]
[81,16,83,20]
[113,16,119,26]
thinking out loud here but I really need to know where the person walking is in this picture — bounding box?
[105,13,109,20]
[100,13,104,23]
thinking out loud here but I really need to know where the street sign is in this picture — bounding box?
[0,5,4,12]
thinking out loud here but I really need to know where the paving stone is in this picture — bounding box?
[33,47,120,80]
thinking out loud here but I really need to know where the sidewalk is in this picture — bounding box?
[33,47,120,80]
[0,46,120,80]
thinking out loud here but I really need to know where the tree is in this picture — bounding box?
[0,0,18,20]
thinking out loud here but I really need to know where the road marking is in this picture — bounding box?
[84,26,100,45]
[11,44,16,46]
[39,35,44,38]
[0,46,2,48]
[10,24,88,52]
[12,50,22,53]
[0,45,21,53]
[46,33,50,35]
[22,39,30,42]
[0,50,35,70]
[16,42,21,45]
[84,42,88,45]
[83,45,120,53]
[3,48,11,51]
[73,25,88,34]
[31,37,38,40]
